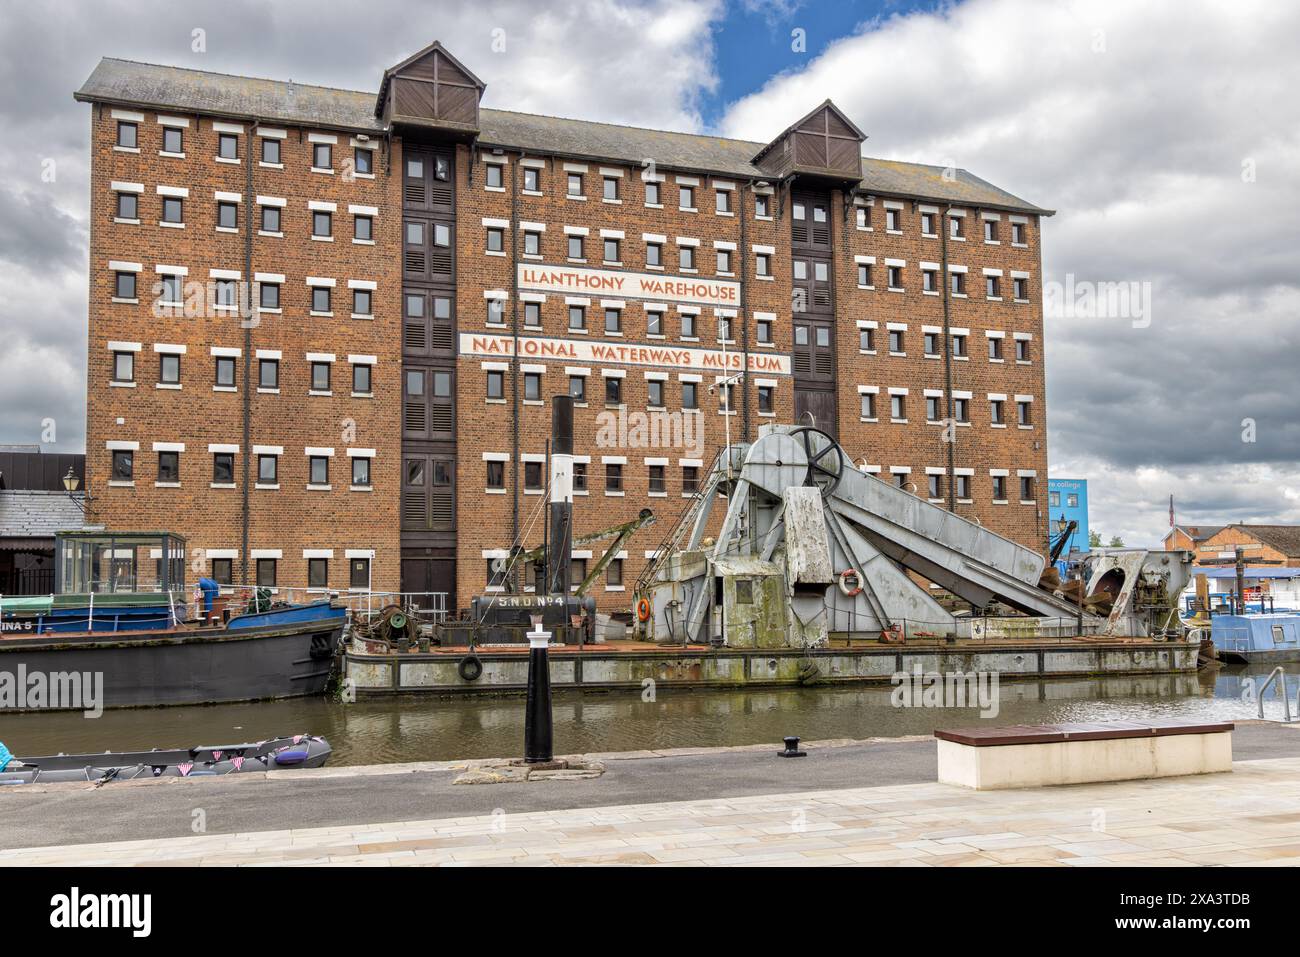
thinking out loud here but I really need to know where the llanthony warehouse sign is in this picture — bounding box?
[518,264,740,308]
[459,333,792,376]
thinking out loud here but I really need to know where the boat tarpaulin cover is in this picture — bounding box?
[0,742,12,771]
[0,595,53,614]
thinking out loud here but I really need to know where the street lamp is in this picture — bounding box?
[63,467,88,514]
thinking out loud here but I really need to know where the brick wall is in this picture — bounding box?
[85,106,401,596]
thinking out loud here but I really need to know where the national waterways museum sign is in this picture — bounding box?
[459,332,792,376]
[517,264,740,308]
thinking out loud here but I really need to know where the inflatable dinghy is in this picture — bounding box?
[0,734,331,785]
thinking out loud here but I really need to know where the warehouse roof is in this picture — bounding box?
[75,57,1052,214]
[1230,525,1300,558]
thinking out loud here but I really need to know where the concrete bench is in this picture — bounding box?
[935,720,1234,790]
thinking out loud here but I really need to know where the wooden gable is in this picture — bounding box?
[377,42,485,134]
[753,100,866,181]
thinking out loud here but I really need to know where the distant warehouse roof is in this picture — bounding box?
[0,490,86,547]
[74,57,1052,215]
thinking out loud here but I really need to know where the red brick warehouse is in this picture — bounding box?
[74,41,1052,614]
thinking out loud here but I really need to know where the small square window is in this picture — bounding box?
[486,227,504,253]
[524,231,541,256]
[603,177,618,200]
[310,456,329,486]
[355,148,373,175]
[217,133,238,160]
[312,286,331,313]
[353,289,372,316]
[352,457,371,486]
[162,126,183,154]
[259,359,279,389]
[486,370,505,400]
[645,181,661,205]
[352,364,372,394]
[114,271,136,300]
[215,357,236,387]
[313,211,332,237]
[258,454,278,483]
[569,375,586,402]
[485,164,503,189]
[213,452,234,484]
[313,143,332,169]
[116,121,137,149]
[261,138,280,164]
[568,235,584,260]
[112,351,134,382]
[217,201,238,230]
[486,460,505,489]
[567,173,583,196]
[523,167,539,192]
[159,353,180,384]
[161,197,183,224]
[157,451,179,483]
[259,282,280,309]
[256,558,277,587]
[116,192,138,220]
[355,216,373,241]
[679,185,694,209]
[308,558,328,589]
[261,205,281,233]
[605,376,622,405]
[111,450,133,481]
[311,362,331,392]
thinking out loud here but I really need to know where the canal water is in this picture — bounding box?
[0,664,1289,765]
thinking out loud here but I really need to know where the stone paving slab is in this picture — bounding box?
[6,756,1300,867]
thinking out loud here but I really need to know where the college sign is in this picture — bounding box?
[459,332,792,376]
[517,264,740,308]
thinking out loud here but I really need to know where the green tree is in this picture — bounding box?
[1108,535,1125,547]
[1088,530,1102,548]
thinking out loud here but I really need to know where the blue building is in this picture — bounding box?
[1048,478,1089,573]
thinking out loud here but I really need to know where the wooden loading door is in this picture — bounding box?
[791,190,837,437]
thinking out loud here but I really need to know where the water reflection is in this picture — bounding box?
[0,664,1283,766]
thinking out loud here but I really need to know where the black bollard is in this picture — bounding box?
[777,735,806,758]
[524,620,553,763]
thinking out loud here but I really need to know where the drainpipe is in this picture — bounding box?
[240,122,258,585]
[738,180,752,443]
[940,205,956,512]
[509,151,522,591]
[1035,212,1048,557]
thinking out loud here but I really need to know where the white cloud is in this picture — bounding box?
[718,0,1300,547]
[0,0,724,455]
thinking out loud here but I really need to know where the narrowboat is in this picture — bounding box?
[1209,612,1300,663]
[0,530,346,709]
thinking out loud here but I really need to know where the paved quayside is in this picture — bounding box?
[5,723,1300,866]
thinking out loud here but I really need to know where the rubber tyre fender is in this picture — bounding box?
[458,654,484,682]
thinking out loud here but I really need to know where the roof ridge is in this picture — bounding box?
[98,56,379,98]
[481,104,765,150]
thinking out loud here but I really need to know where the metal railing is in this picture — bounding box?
[1257,667,1296,722]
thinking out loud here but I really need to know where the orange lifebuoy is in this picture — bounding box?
[838,568,863,597]
[636,596,652,622]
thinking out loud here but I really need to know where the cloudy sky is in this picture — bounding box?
[1,0,1296,546]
